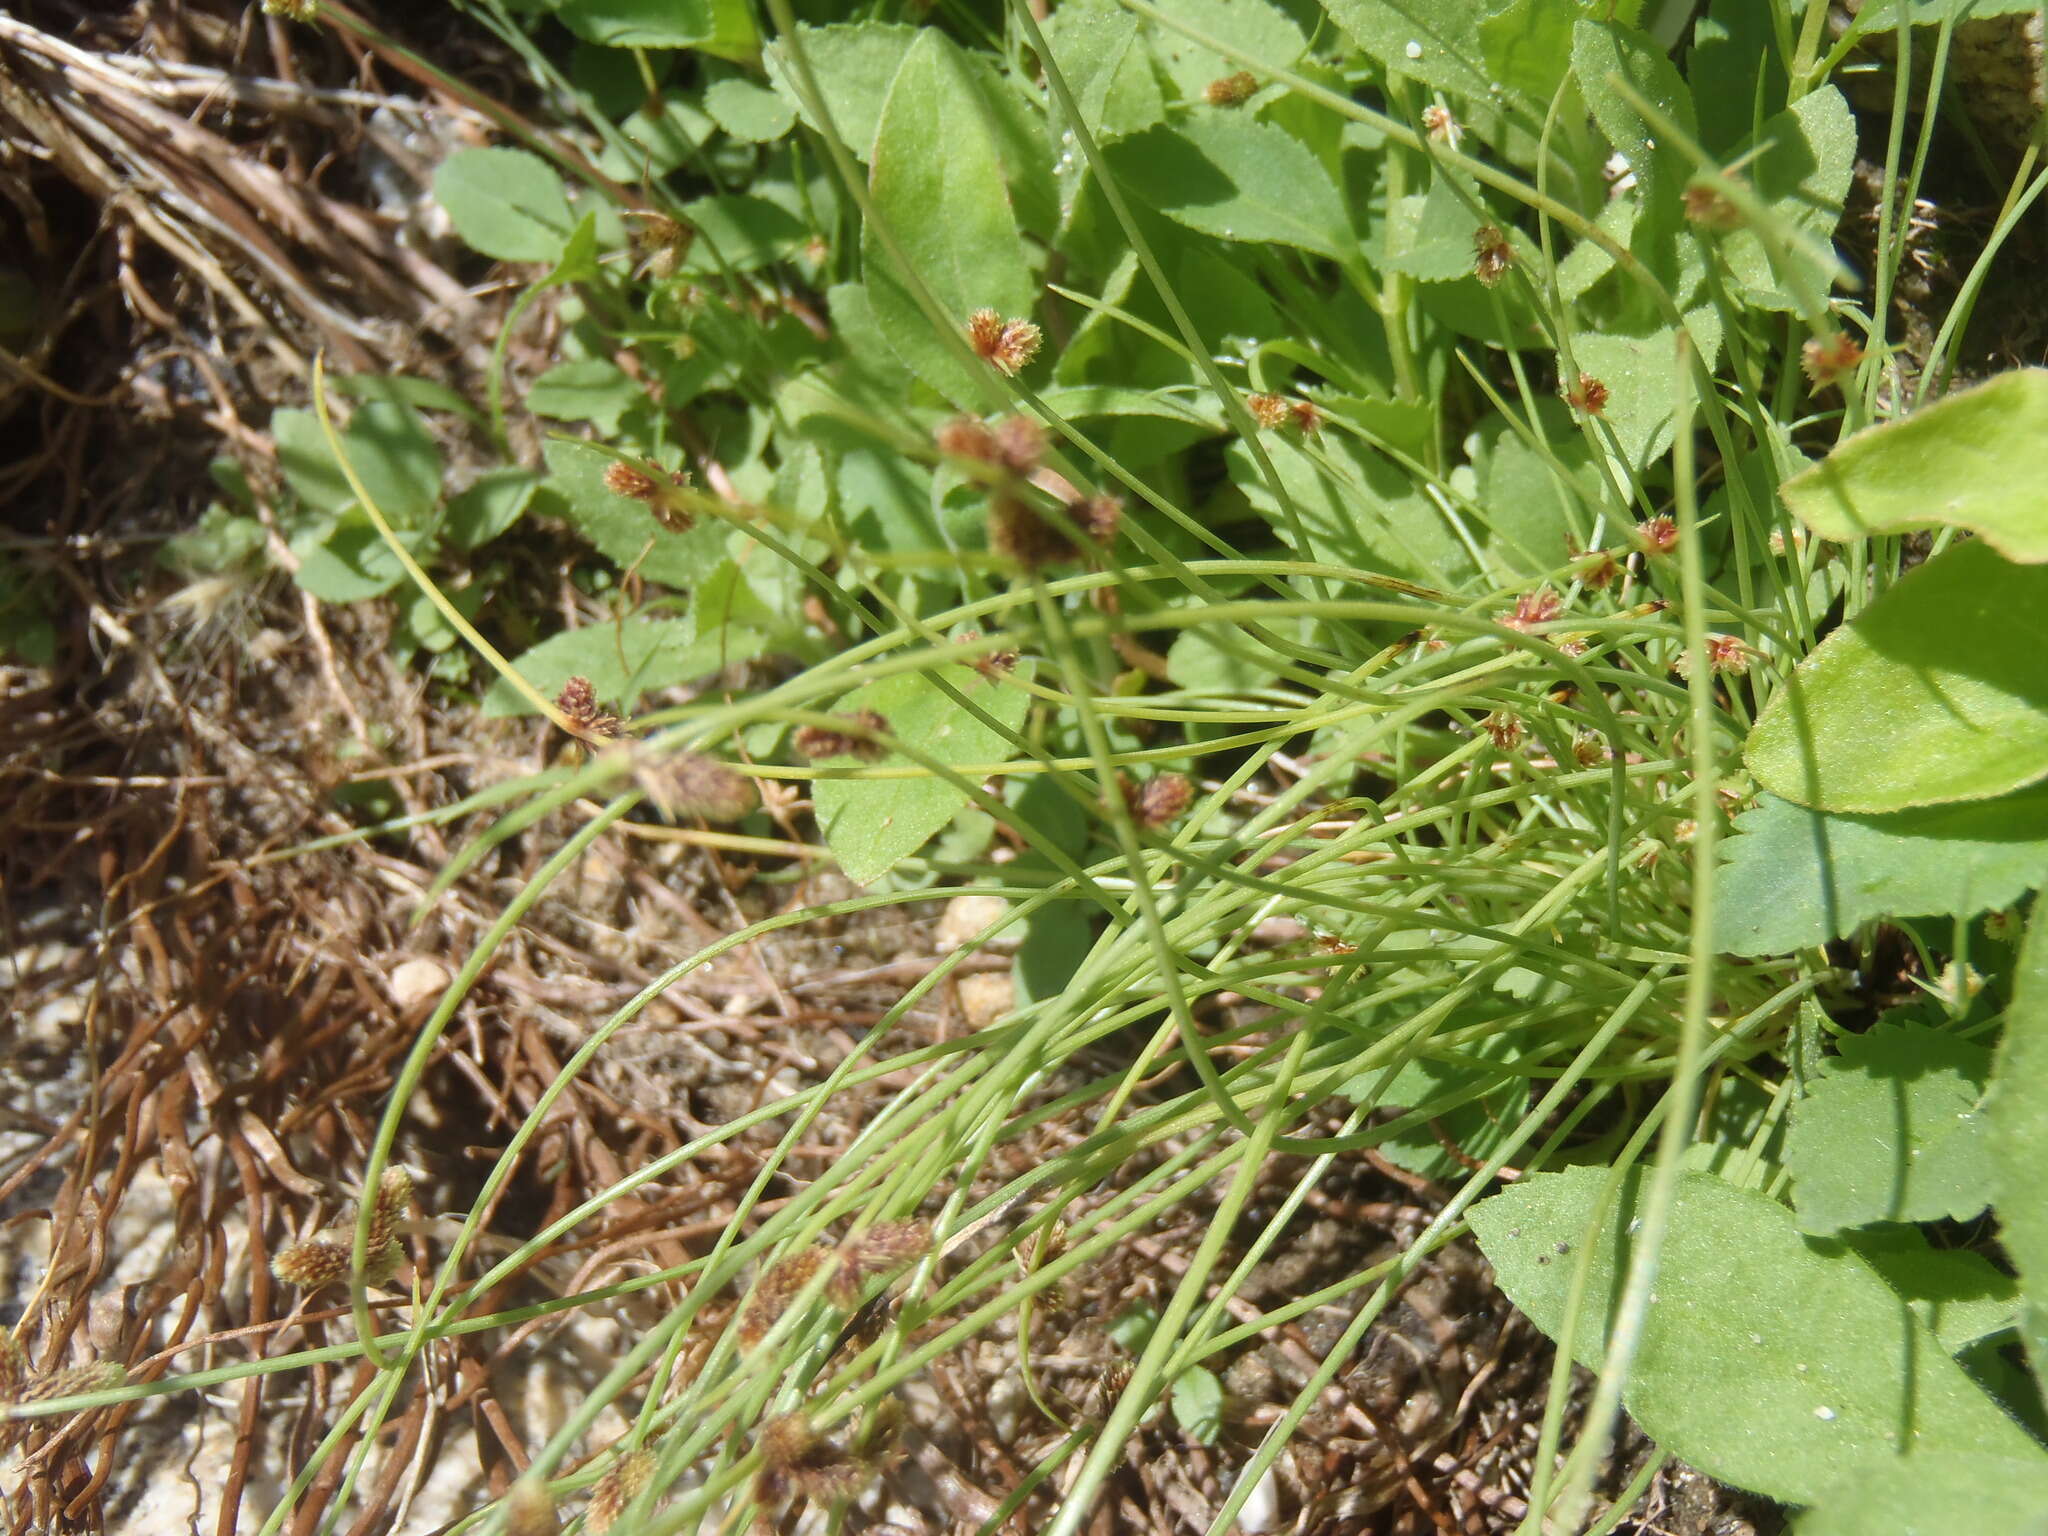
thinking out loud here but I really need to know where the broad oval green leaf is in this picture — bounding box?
[1797,1454,2048,1536]
[1469,1166,2044,1505]
[540,440,728,589]
[862,29,1036,408]
[550,0,758,60]
[1746,539,2048,811]
[811,663,1031,886]
[765,22,918,161]
[1714,786,2048,954]
[1784,1021,1994,1233]
[484,617,763,718]
[703,78,795,142]
[433,147,575,264]
[274,402,441,528]
[1989,908,2048,1380]
[1782,369,2048,560]
[1722,87,1856,316]
[1107,116,1351,260]
[1323,0,1500,99]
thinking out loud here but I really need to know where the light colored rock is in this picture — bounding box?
[935,894,1012,954]
[956,971,1014,1027]
[388,956,450,1014]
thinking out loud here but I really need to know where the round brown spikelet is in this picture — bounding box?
[637,750,759,823]
[502,1477,561,1536]
[793,710,889,763]
[586,1446,658,1535]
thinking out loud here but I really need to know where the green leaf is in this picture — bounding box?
[1745,540,2048,812]
[273,403,442,527]
[445,469,539,552]
[1323,0,1499,99]
[595,96,713,180]
[1838,1226,2017,1355]
[1785,1022,1994,1233]
[541,439,728,589]
[862,29,1035,408]
[527,359,644,433]
[1573,18,1696,289]
[1568,312,1722,471]
[678,193,810,275]
[1108,116,1351,260]
[704,77,795,141]
[484,618,763,717]
[549,0,757,58]
[1721,87,1856,316]
[1780,370,2048,561]
[765,23,918,161]
[1479,0,1577,105]
[1140,0,1306,102]
[1355,1033,1523,1182]
[433,147,575,264]
[1796,1454,2048,1536]
[1169,1366,1225,1446]
[1383,173,1484,281]
[1714,787,2048,955]
[811,663,1031,885]
[288,518,423,603]
[1990,908,2048,1379]
[1469,1165,2043,1506]
[163,504,267,574]
[1038,0,1164,145]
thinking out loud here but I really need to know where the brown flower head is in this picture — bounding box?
[1682,180,1744,231]
[1636,515,1680,555]
[555,676,623,742]
[1575,548,1622,589]
[1571,730,1607,768]
[1563,372,1609,415]
[634,213,695,278]
[831,1219,933,1307]
[1480,710,1525,751]
[1421,103,1461,147]
[1288,398,1324,435]
[1676,632,1752,678]
[15,1360,124,1406]
[367,1166,413,1252]
[1204,70,1259,107]
[635,751,760,824]
[934,416,1000,465]
[1502,587,1563,632]
[967,308,1041,375]
[1122,771,1194,829]
[601,458,693,531]
[586,1447,658,1535]
[1473,225,1514,286]
[1801,331,1865,390]
[993,414,1048,472]
[738,1247,831,1347]
[1245,392,1289,429]
[502,1478,560,1536]
[959,632,1020,681]
[793,711,889,763]
[754,1415,875,1508]
[991,488,1119,569]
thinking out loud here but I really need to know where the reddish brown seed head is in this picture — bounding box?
[1245,393,1289,429]
[1421,103,1461,146]
[1480,711,1525,751]
[1563,372,1609,415]
[1682,180,1745,231]
[1124,772,1194,829]
[1204,70,1259,107]
[1637,515,1680,555]
[1801,331,1865,389]
[967,309,1041,375]
[1502,587,1563,631]
[1287,398,1323,435]
[792,711,890,763]
[1473,225,1514,287]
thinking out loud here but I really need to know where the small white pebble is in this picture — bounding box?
[1814,1406,1837,1421]
[1405,40,1423,59]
